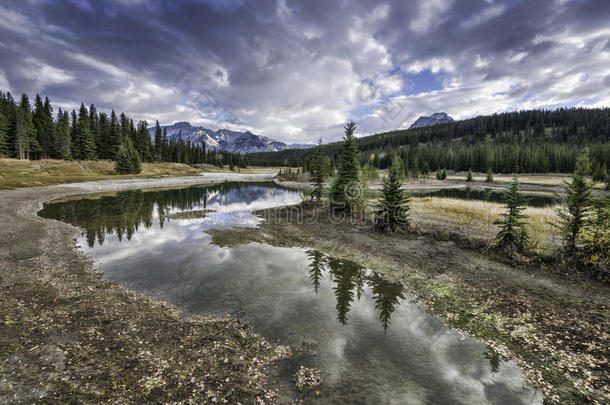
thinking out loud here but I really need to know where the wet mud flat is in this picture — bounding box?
[208,203,610,404]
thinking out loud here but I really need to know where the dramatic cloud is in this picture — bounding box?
[1,0,608,142]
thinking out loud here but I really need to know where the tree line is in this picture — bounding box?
[0,91,249,171]
[248,107,610,175]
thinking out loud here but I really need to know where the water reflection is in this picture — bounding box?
[39,182,541,404]
[307,250,406,330]
[40,182,302,247]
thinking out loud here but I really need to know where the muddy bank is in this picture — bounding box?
[0,174,285,404]
[208,204,610,404]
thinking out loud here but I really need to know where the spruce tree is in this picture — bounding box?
[374,162,410,233]
[69,110,77,153]
[494,174,529,254]
[55,109,71,159]
[176,130,183,163]
[486,168,494,183]
[33,95,54,159]
[441,168,447,180]
[115,139,141,174]
[556,151,594,255]
[89,104,101,157]
[15,94,36,160]
[109,110,121,160]
[466,168,473,182]
[329,122,362,212]
[154,121,163,161]
[162,127,168,161]
[310,137,326,203]
[74,103,96,160]
[0,108,8,157]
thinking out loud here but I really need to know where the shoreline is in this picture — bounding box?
[0,173,285,404]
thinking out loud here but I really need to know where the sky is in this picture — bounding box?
[1,0,609,143]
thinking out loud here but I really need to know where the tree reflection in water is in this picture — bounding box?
[306,249,405,332]
[39,182,288,248]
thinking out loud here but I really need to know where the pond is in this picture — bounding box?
[407,187,557,207]
[39,182,542,404]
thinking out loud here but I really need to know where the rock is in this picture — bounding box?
[409,112,454,129]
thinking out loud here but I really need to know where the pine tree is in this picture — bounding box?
[441,168,447,180]
[176,130,183,163]
[329,122,363,212]
[15,94,36,160]
[374,162,410,233]
[0,107,8,157]
[466,168,473,181]
[556,151,594,255]
[494,174,529,254]
[33,95,55,159]
[74,103,96,160]
[89,104,101,157]
[109,110,121,160]
[154,121,162,161]
[310,137,326,203]
[55,108,71,159]
[486,168,494,183]
[162,127,168,161]
[69,110,77,153]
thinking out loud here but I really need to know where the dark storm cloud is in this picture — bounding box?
[0,0,608,142]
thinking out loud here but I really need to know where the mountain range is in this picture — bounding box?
[150,113,453,154]
[148,122,314,154]
[409,112,454,129]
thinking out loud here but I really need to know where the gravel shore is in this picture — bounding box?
[0,173,285,404]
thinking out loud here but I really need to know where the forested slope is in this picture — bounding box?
[249,108,610,174]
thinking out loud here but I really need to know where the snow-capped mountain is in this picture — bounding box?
[409,112,454,129]
[148,122,314,154]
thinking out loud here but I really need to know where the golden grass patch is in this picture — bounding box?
[410,197,560,253]
[0,158,202,189]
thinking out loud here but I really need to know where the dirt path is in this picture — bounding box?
[208,204,610,404]
[0,173,284,404]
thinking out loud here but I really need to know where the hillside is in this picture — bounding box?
[248,108,610,174]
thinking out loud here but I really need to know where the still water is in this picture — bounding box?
[39,182,541,404]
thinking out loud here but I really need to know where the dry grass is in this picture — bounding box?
[411,197,560,253]
[0,158,202,189]
[445,173,605,189]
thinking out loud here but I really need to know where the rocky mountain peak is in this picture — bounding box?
[409,112,454,129]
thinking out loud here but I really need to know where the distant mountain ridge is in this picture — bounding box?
[148,122,314,154]
[409,112,454,128]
